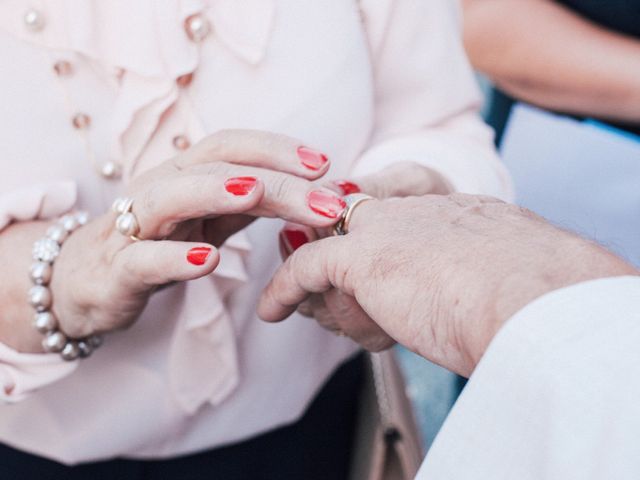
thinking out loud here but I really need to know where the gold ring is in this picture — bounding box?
[333,193,374,236]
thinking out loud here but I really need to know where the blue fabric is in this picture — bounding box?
[557,0,640,38]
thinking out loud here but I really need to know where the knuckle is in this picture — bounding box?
[268,174,296,202]
[195,130,237,161]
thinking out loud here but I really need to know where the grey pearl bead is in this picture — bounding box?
[28,285,52,311]
[116,212,139,236]
[61,341,81,361]
[60,214,79,232]
[88,334,103,349]
[33,312,58,334]
[46,224,69,244]
[42,331,67,353]
[30,262,52,285]
[77,340,93,358]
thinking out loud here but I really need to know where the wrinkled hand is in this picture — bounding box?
[261,194,635,376]
[277,162,451,352]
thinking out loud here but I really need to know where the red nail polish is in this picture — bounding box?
[307,190,346,219]
[297,146,329,171]
[187,246,212,265]
[282,229,309,251]
[333,180,361,195]
[225,176,257,196]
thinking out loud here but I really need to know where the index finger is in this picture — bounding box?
[175,129,331,180]
[258,236,348,322]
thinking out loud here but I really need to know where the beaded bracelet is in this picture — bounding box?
[28,212,102,361]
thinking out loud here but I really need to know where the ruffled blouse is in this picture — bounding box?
[0,0,512,463]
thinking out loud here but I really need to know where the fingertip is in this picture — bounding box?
[257,285,296,322]
[224,176,264,199]
[297,146,331,178]
[305,189,346,225]
[280,224,314,258]
[186,244,220,272]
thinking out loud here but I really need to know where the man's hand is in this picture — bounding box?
[260,194,637,376]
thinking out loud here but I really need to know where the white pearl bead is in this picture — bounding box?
[32,237,60,263]
[42,331,67,353]
[185,14,211,42]
[112,197,133,215]
[101,161,122,179]
[60,214,79,232]
[46,224,68,244]
[76,211,89,226]
[24,9,45,32]
[61,341,81,361]
[30,262,52,285]
[116,212,139,236]
[33,312,57,334]
[28,285,52,311]
[112,197,126,214]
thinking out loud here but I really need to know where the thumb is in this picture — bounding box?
[114,240,220,292]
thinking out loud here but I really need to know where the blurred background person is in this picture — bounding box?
[463,0,640,143]
[455,0,640,399]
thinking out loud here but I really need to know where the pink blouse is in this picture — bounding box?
[0,0,512,464]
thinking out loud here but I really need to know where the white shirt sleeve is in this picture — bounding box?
[416,276,640,480]
[354,0,513,200]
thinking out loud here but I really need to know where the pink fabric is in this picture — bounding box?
[0,0,512,463]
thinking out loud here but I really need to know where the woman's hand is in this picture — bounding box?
[262,194,636,376]
[277,162,451,351]
[3,130,348,352]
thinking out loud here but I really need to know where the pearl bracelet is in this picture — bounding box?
[28,212,103,361]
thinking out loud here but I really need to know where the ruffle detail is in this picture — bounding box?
[0,0,275,175]
[169,233,251,414]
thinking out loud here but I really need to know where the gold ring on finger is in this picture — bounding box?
[333,193,374,236]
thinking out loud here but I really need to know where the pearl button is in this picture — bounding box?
[184,14,211,42]
[176,73,194,88]
[53,60,73,76]
[101,161,122,179]
[173,135,191,151]
[24,9,45,32]
[72,113,91,130]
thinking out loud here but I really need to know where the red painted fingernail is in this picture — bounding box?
[225,176,257,196]
[187,246,212,266]
[307,190,346,219]
[297,146,329,171]
[333,180,361,195]
[282,229,309,252]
